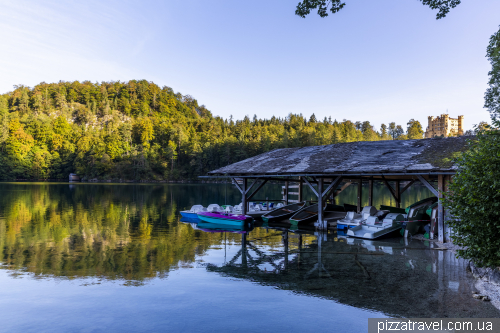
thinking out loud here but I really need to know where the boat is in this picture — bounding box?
[290,204,346,227]
[196,221,254,233]
[233,202,284,218]
[207,204,223,212]
[379,205,407,214]
[426,202,438,239]
[197,211,253,226]
[179,205,207,219]
[346,213,405,239]
[180,216,201,224]
[261,202,307,223]
[343,203,358,212]
[403,197,438,236]
[337,206,378,230]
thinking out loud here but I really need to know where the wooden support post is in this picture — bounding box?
[438,174,444,242]
[242,178,247,215]
[368,178,373,207]
[395,180,401,208]
[357,178,362,213]
[298,177,303,202]
[318,178,324,229]
[285,181,289,205]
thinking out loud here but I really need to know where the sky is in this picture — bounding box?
[1,0,499,132]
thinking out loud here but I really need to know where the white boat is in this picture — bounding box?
[207,204,222,212]
[337,206,378,230]
[346,213,405,239]
[234,202,284,218]
[180,205,207,219]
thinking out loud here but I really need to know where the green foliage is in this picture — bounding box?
[485,26,500,125]
[0,80,425,181]
[443,130,500,267]
[444,26,500,267]
[295,0,461,19]
[296,0,345,18]
[407,119,424,139]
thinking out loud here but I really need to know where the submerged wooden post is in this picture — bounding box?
[357,178,362,213]
[395,180,401,208]
[242,178,247,215]
[283,230,289,270]
[241,234,247,267]
[438,175,445,242]
[318,178,324,229]
[368,178,373,206]
[298,177,303,202]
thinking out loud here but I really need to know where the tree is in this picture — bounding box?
[443,27,500,268]
[309,113,317,123]
[379,123,391,140]
[443,129,500,267]
[296,0,462,20]
[407,119,424,139]
[394,125,405,139]
[388,122,405,139]
[485,26,500,124]
[0,80,426,181]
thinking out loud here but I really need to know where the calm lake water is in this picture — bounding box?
[0,182,498,332]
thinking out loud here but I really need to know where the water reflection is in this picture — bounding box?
[206,231,498,318]
[0,182,498,320]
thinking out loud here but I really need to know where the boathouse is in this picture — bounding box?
[202,136,471,242]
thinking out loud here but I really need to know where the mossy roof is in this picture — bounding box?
[208,137,471,176]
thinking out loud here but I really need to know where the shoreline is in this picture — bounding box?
[3,179,232,184]
[434,239,500,309]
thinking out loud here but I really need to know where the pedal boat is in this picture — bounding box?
[197,211,253,226]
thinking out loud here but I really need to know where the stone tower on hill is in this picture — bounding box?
[425,114,464,138]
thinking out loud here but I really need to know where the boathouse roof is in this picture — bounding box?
[208,137,471,177]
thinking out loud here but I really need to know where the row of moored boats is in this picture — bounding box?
[180,196,439,240]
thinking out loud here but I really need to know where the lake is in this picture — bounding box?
[0,182,498,332]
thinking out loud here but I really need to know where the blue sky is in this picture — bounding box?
[1,0,499,131]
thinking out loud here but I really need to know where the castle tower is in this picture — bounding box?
[425,116,435,138]
[424,114,464,138]
[458,115,464,135]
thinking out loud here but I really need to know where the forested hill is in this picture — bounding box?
[0,80,424,181]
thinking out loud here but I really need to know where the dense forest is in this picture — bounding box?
[0,80,426,181]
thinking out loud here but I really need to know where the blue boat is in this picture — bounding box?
[180,216,201,224]
[197,211,253,227]
[180,204,222,219]
[197,221,254,233]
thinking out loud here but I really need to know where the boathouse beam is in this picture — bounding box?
[331,182,352,199]
[303,177,319,198]
[381,175,398,202]
[416,175,439,197]
[400,179,416,196]
[318,178,325,230]
[246,179,268,201]
[321,176,343,199]
[242,178,248,215]
[244,178,262,195]
[231,177,244,194]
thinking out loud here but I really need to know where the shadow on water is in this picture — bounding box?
[0,182,498,319]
